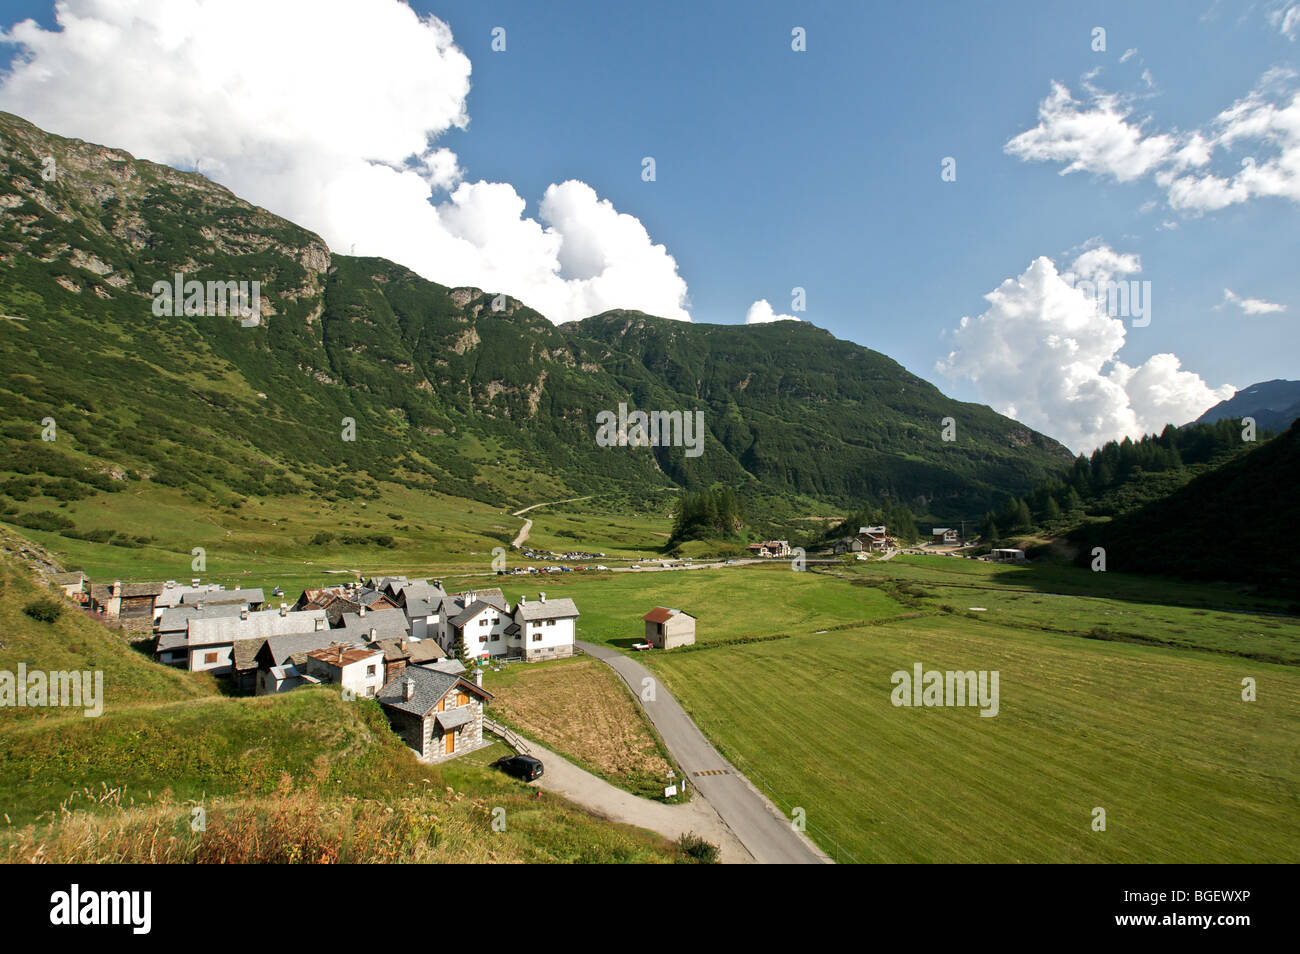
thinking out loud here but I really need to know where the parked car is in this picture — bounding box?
[495,754,544,782]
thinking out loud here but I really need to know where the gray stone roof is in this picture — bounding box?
[435,708,473,731]
[259,630,359,668]
[422,658,466,675]
[181,587,264,606]
[336,609,410,642]
[50,571,86,585]
[188,608,328,648]
[515,597,580,621]
[377,667,490,717]
[157,602,245,635]
[450,599,500,627]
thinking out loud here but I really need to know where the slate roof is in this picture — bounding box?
[450,599,501,627]
[154,584,224,609]
[189,608,328,648]
[157,602,245,635]
[422,658,466,676]
[448,588,507,612]
[90,581,165,601]
[356,589,398,609]
[435,708,473,731]
[376,667,491,717]
[516,598,579,621]
[336,608,410,642]
[181,587,264,606]
[259,630,358,669]
[50,571,86,585]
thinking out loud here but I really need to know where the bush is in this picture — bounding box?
[24,597,64,624]
[675,832,719,864]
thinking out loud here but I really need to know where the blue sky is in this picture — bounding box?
[1,0,1297,450]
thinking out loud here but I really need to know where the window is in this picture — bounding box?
[366,665,376,676]
[491,633,500,641]
[532,633,542,642]
[490,617,500,626]
[479,634,489,643]
[479,618,489,627]
[545,619,556,626]
[204,652,218,664]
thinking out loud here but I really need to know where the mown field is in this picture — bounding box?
[482,656,679,800]
[649,618,1300,863]
[634,557,1300,862]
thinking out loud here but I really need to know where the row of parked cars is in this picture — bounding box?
[498,564,609,576]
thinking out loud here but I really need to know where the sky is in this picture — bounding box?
[0,0,1297,452]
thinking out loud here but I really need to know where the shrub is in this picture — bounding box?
[675,832,719,864]
[24,597,64,624]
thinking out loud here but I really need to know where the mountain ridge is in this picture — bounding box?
[0,110,1070,551]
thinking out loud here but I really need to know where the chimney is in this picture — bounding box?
[359,605,367,617]
[240,608,249,620]
[196,601,205,611]
[520,594,526,605]
[369,627,377,640]
[315,617,325,631]
[473,669,483,688]
[539,592,546,603]
[111,580,121,597]
[279,605,287,617]
[404,680,415,702]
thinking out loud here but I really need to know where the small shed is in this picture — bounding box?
[642,607,696,649]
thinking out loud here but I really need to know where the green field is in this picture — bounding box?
[619,557,1300,862]
[444,562,912,649]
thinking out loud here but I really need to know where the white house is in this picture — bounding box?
[506,593,579,661]
[303,645,386,698]
[449,596,512,660]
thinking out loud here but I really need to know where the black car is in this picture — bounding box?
[495,754,544,782]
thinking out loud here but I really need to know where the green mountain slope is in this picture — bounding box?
[0,110,1070,568]
[1070,420,1300,593]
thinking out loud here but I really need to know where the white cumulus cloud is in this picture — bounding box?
[936,250,1234,453]
[745,299,800,324]
[1006,69,1300,214]
[0,0,691,323]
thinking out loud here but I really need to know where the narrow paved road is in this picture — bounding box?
[578,641,830,864]
[479,734,751,863]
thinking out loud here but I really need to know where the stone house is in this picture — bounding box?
[642,607,696,649]
[376,666,493,762]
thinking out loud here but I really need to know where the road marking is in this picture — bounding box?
[694,769,728,777]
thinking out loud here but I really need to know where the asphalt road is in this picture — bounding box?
[578,640,830,864]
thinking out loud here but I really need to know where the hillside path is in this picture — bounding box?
[577,641,831,864]
[486,734,751,863]
[509,496,592,548]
